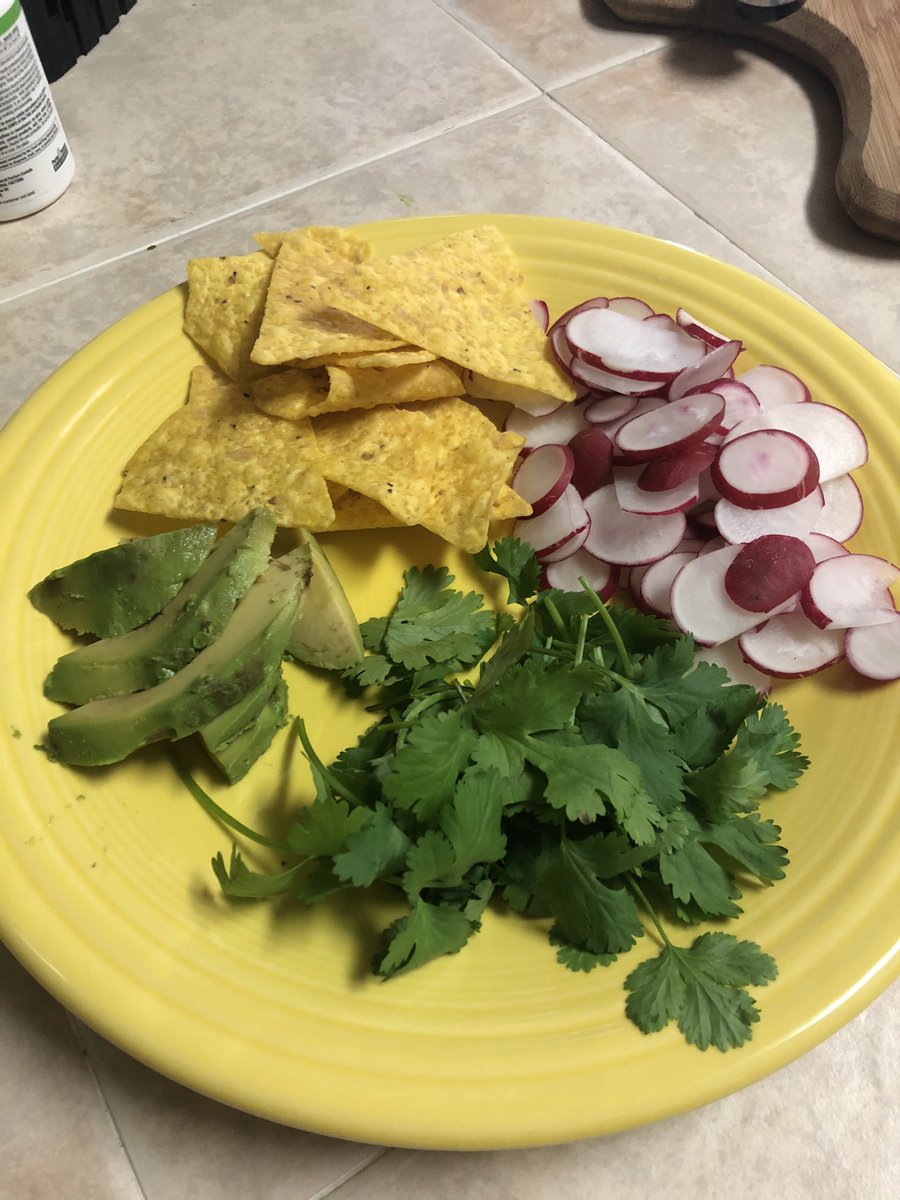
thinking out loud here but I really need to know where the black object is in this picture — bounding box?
[732,0,808,22]
[21,1,137,82]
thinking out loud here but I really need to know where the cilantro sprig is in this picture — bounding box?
[185,536,809,1052]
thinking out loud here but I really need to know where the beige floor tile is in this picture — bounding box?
[325,986,899,1199]
[2,97,787,427]
[554,34,900,372]
[0,0,536,301]
[438,0,679,88]
[0,946,144,1200]
[77,1024,384,1200]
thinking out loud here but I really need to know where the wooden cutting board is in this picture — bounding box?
[604,0,900,241]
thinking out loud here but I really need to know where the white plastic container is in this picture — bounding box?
[0,0,75,221]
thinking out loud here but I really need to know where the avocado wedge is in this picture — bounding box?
[46,544,311,768]
[28,523,218,638]
[285,529,363,670]
[204,677,290,784]
[44,508,276,706]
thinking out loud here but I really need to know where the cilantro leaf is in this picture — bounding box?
[332,803,411,887]
[625,932,777,1051]
[384,565,496,670]
[286,794,372,860]
[550,926,618,972]
[701,813,788,885]
[376,898,476,978]
[658,840,743,919]
[733,703,810,791]
[381,709,476,821]
[439,766,507,877]
[542,838,644,956]
[472,536,541,605]
[212,847,307,899]
[402,830,458,897]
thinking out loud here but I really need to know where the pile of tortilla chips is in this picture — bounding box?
[115,223,578,553]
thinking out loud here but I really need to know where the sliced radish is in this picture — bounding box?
[723,535,816,613]
[845,615,900,681]
[583,392,639,424]
[542,549,619,599]
[569,427,614,497]
[512,485,589,559]
[813,474,864,543]
[463,370,562,416]
[614,465,699,516]
[582,484,687,566]
[675,308,731,349]
[638,441,719,492]
[691,378,760,430]
[540,519,592,564]
[669,544,797,646]
[800,554,899,630]
[606,296,656,319]
[549,296,610,330]
[614,393,726,461]
[715,487,825,544]
[590,394,666,439]
[566,308,705,382]
[698,535,728,557]
[693,640,772,694]
[504,399,590,449]
[711,428,820,510]
[737,365,810,409]
[568,351,663,396]
[805,533,850,563]
[529,298,550,332]
[739,613,845,678]
[764,403,868,482]
[638,550,697,617]
[668,340,742,401]
[512,444,574,516]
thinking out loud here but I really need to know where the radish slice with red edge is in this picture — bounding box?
[675,307,731,349]
[800,553,899,630]
[549,295,610,331]
[638,441,719,491]
[569,426,614,496]
[504,399,591,449]
[711,428,820,510]
[805,532,850,562]
[582,484,687,566]
[813,474,864,543]
[590,394,666,438]
[638,550,697,617]
[583,392,639,424]
[715,487,824,544]
[737,364,810,409]
[512,444,574,516]
[529,298,549,332]
[689,378,760,430]
[738,613,845,678]
[763,402,868,482]
[614,465,699,516]
[693,640,772,694]
[606,296,656,319]
[668,339,742,401]
[540,519,592,564]
[669,544,798,646]
[845,614,900,681]
[566,307,705,382]
[512,485,589,559]
[567,351,663,396]
[542,549,619,598]
[723,534,816,613]
[615,392,726,461]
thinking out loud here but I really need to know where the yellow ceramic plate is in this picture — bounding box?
[1,216,897,1150]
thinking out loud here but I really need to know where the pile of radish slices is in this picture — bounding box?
[506,295,899,689]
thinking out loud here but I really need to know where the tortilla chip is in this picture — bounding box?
[325,483,530,532]
[491,484,532,520]
[183,252,274,384]
[252,224,372,263]
[313,397,524,553]
[298,346,437,369]
[251,233,405,365]
[116,366,334,528]
[253,360,464,420]
[319,226,578,402]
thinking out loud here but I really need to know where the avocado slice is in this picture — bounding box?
[46,545,311,768]
[285,529,363,670]
[204,677,290,784]
[28,524,219,638]
[44,509,276,706]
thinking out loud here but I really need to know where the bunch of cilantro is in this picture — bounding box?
[182,537,809,1052]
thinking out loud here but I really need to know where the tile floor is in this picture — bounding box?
[1,2,898,1196]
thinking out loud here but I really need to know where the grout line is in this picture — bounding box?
[305,1146,392,1200]
[66,1014,151,1200]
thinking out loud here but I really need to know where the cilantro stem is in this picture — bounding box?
[542,596,569,640]
[294,718,365,807]
[574,613,588,667]
[578,577,634,679]
[626,874,673,949]
[170,748,292,853]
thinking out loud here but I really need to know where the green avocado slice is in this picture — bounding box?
[44,509,276,706]
[46,544,311,768]
[28,524,219,638]
[204,677,290,784]
[285,529,363,670]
